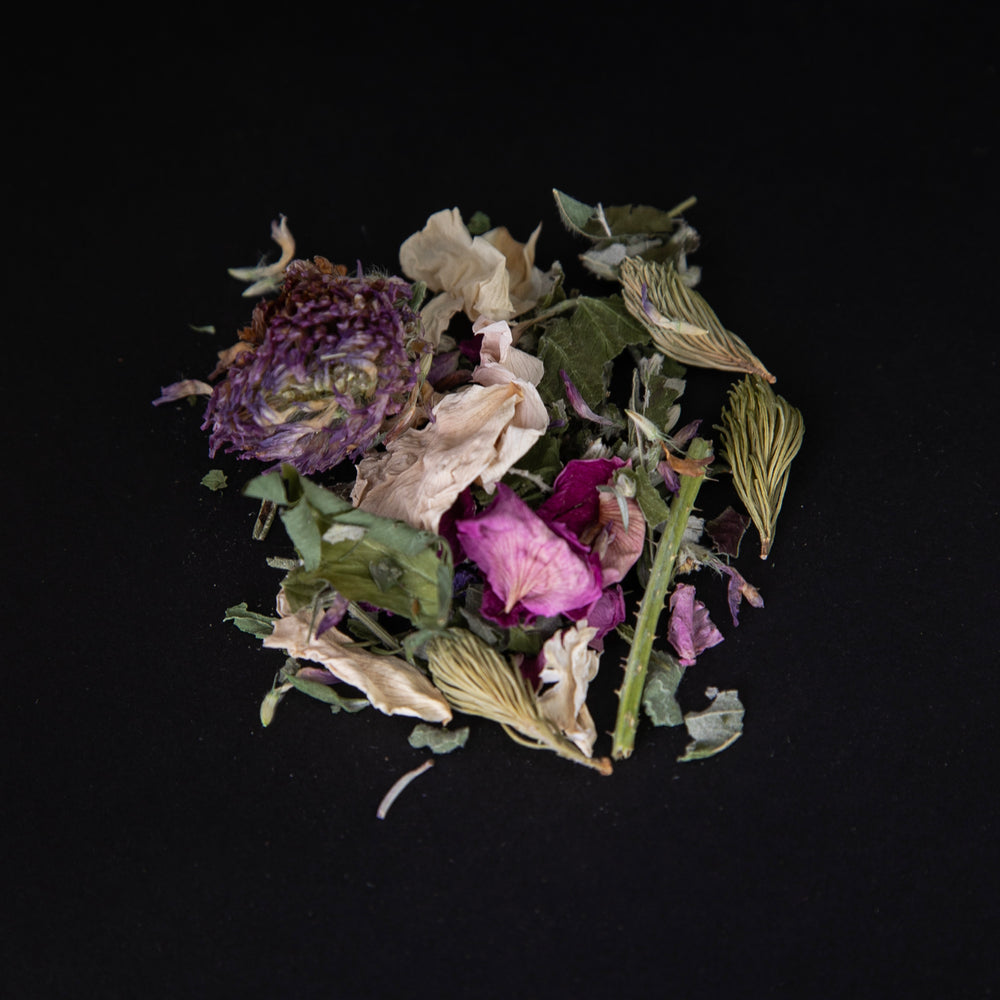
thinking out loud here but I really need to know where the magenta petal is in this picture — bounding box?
[666,583,724,666]
[456,484,603,619]
[569,585,626,650]
[537,457,624,535]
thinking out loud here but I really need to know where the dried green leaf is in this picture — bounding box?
[620,257,775,383]
[678,688,744,761]
[641,651,686,727]
[716,375,805,559]
[408,723,470,754]
[536,295,649,410]
[245,466,452,629]
[632,463,672,531]
[200,469,228,491]
[223,602,274,638]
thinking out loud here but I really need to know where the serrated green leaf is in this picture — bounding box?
[408,723,470,754]
[678,688,744,761]
[641,652,686,727]
[223,602,275,638]
[200,469,228,491]
[536,295,649,410]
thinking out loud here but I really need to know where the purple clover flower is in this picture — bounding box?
[203,259,428,476]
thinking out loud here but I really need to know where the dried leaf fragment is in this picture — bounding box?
[678,688,745,761]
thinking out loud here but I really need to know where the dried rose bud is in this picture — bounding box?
[203,258,428,475]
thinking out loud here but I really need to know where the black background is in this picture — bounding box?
[7,3,998,997]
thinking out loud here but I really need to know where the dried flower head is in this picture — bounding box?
[203,258,428,475]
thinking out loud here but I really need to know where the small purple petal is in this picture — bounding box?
[671,419,702,448]
[315,593,350,637]
[666,583,724,666]
[560,369,619,426]
[718,564,764,626]
[657,460,681,495]
[568,584,626,651]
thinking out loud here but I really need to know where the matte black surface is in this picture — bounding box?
[7,5,998,997]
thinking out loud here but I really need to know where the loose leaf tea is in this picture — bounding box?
[156,189,805,810]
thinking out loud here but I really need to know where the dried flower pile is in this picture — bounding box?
[156,189,804,811]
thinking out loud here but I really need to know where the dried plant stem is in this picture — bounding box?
[426,629,612,775]
[717,376,804,559]
[611,437,712,760]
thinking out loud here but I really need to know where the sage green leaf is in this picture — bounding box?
[641,652,686,727]
[369,558,404,593]
[552,189,602,237]
[200,469,228,491]
[223,602,274,638]
[252,468,453,629]
[536,294,649,409]
[678,688,744,761]
[243,469,291,505]
[408,722,470,754]
[286,672,369,713]
[279,501,324,571]
[632,463,672,530]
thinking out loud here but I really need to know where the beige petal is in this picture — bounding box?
[482,222,555,315]
[352,378,544,533]
[263,608,452,723]
[399,207,515,321]
[472,317,544,386]
[537,623,600,757]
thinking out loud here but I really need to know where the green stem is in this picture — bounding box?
[611,437,712,759]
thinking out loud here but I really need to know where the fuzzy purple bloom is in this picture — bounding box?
[667,583,724,666]
[203,259,427,475]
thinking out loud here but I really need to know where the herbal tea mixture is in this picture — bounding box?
[155,190,804,811]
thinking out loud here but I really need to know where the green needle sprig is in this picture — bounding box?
[717,376,805,560]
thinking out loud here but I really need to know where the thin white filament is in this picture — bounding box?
[376,759,435,820]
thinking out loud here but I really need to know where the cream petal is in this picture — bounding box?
[537,623,601,757]
[352,380,543,534]
[263,609,452,723]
